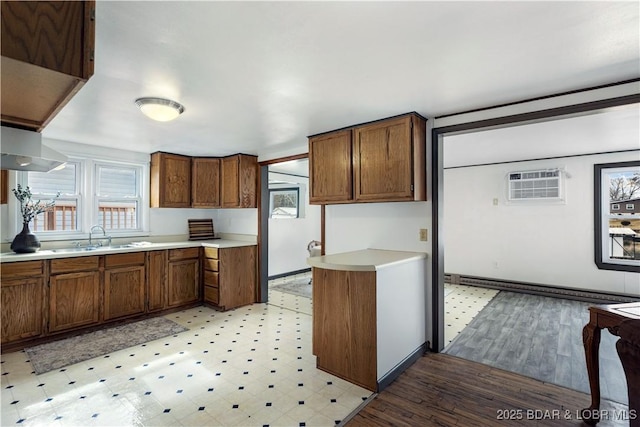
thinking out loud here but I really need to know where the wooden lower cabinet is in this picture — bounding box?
[167,248,200,307]
[147,250,167,311]
[1,260,46,345]
[203,246,256,311]
[104,253,145,320]
[49,270,101,332]
[312,268,377,391]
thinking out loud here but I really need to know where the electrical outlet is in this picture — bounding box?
[419,228,428,241]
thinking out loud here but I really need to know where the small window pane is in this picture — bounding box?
[97,165,137,197]
[98,201,138,230]
[27,163,77,195]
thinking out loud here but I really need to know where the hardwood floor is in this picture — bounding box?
[444,291,627,404]
[347,353,631,426]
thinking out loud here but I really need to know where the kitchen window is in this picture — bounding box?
[95,163,142,231]
[15,156,148,240]
[25,161,81,233]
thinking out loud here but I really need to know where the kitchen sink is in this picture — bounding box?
[51,244,134,253]
[51,246,100,253]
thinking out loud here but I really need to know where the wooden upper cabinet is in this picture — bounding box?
[354,114,425,202]
[191,157,221,208]
[221,154,258,208]
[309,130,353,204]
[1,1,95,131]
[150,152,192,208]
[309,113,426,204]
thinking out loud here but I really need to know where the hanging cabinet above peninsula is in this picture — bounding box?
[309,112,427,204]
[1,1,95,131]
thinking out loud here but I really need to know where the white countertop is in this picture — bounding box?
[307,248,427,272]
[0,239,256,263]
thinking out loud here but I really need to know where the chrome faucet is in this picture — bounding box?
[89,225,110,247]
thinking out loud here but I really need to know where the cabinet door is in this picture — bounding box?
[49,271,101,332]
[312,268,377,391]
[150,152,191,207]
[1,277,44,344]
[1,1,95,131]
[221,154,257,208]
[219,246,256,310]
[221,156,240,208]
[354,115,414,202]
[167,259,200,307]
[309,130,353,204]
[147,250,167,312]
[192,157,220,208]
[104,266,145,321]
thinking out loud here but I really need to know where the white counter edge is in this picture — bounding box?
[306,248,428,272]
[0,239,256,263]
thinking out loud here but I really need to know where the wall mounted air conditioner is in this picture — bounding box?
[507,169,564,201]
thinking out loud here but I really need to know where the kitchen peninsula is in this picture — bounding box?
[307,248,427,392]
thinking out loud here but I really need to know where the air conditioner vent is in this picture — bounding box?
[508,169,562,201]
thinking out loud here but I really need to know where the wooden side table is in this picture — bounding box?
[582,302,640,425]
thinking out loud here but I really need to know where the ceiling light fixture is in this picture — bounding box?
[135,97,185,122]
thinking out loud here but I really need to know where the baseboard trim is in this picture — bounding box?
[445,273,637,304]
[268,268,311,281]
[377,342,428,392]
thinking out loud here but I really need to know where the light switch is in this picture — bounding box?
[419,228,428,241]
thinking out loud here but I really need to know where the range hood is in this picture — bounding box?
[1,126,67,172]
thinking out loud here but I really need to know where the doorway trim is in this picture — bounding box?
[430,88,640,352]
[258,153,314,303]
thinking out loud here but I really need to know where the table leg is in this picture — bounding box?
[582,322,602,425]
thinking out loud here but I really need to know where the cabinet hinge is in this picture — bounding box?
[410,184,414,192]
[91,8,96,21]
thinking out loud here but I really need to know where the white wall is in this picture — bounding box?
[268,172,321,277]
[444,151,640,296]
[325,202,430,254]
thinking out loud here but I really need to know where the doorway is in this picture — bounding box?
[258,154,321,311]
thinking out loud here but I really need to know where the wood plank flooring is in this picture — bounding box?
[347,353,631,426]
[444,291,627,404]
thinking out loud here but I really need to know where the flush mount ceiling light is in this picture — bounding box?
[135,97,185,122]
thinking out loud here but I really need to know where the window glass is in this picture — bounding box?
[26,162,80,232]
[95,164,142,232]
[595,161,640,272]
[269,188,299,218]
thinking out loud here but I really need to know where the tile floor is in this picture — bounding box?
[443,283,499,346]
[1,301,370,426]
[268,272,313,316]
[1,274,493,427]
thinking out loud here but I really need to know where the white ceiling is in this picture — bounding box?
[41,1,640,160]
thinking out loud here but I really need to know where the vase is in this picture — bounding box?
[11,222,41,253]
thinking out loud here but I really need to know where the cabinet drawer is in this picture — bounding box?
[168,247,200,261]
[204,247,219,259]
[1,260,44,280]
[105,252,145,268]
[203,258,219,271]
[204,270,219,287]
[50,256,100,274]
[204,285,219,305]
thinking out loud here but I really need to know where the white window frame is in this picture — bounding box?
[94,160,144,236]
[626,203,635,211]
[611,203,620,211]
[12,156,149,242]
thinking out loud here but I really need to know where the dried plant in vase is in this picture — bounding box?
[11,184,60,253]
